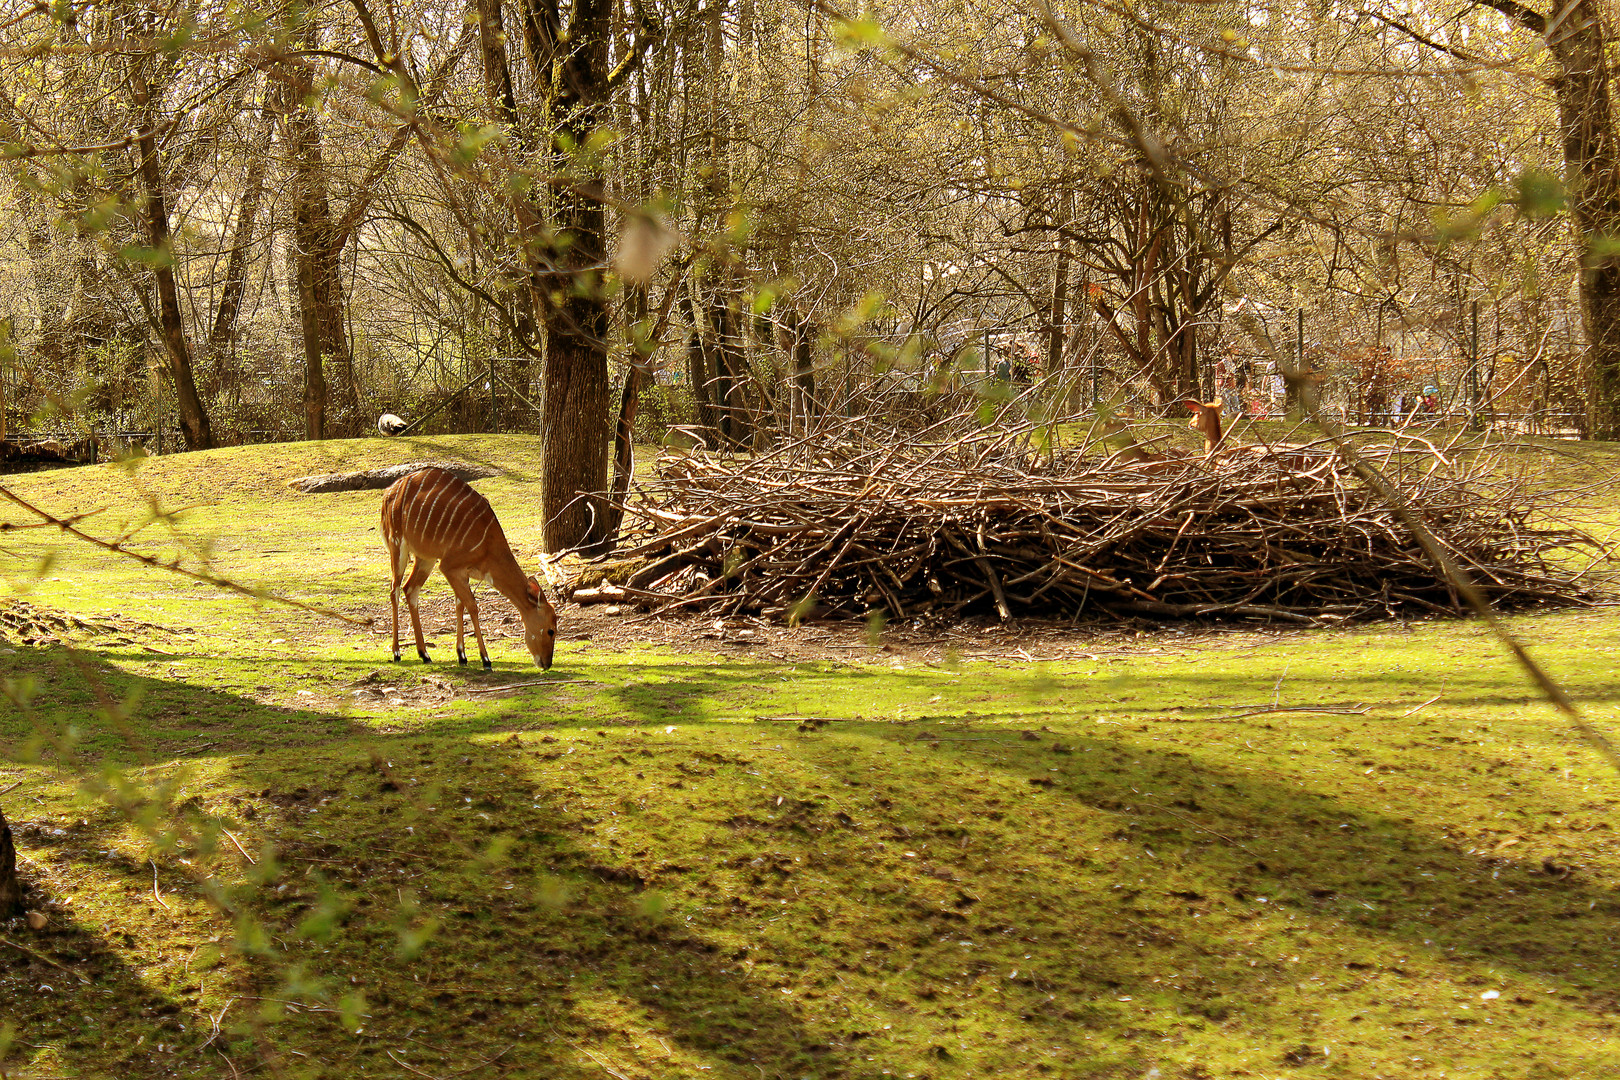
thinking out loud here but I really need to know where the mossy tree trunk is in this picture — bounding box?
[0,802,20,916]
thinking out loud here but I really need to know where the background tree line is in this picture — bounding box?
[0,0,1612,548]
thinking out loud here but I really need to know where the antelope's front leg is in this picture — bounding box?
[388,546,407,662]
[444,573,492,670]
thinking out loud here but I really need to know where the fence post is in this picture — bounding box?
[1468,300,1481,430]
[489,351,499,434]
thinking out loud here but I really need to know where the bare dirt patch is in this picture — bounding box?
[359,590,1308,668]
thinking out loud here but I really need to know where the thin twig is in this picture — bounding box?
[221,830,257,866]
[150,858,170,910]
[1215,704,1370,720]
[456,678,610,693]
[0,936,90,982]
[448,1045,514,1075]
[386,1048,446,1080]
[1401,694,1444,717]
[754,715,855,723]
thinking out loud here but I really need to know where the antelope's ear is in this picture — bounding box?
[526,575,544,604]
[1184,400,1203,413]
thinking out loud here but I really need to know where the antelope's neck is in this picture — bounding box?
[481,540,530,603]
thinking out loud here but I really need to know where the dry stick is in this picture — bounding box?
[150,858,171,911]
[755,715,856,723]
[222,829,257,866]
[0,935,90,982]
[1215,705,1370,720]
[0,487,372,627]
[447,1045,514,1076]
[456,677,611,693]
[385,1048,446,1080]
[1402,694,1444,717]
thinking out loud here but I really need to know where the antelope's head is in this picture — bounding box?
[521,576,558,669]
[1185,399,1224,452]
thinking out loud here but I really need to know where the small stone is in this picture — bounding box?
[25,910,47,931]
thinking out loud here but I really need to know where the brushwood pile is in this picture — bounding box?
[579,425,1600,626]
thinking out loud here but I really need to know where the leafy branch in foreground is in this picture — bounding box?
[1224,305,1620,780]
[0,486,372,627]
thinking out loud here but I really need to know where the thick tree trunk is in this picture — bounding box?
[538,282,612,550]
[132,72,214,451]
[707,286,749,446]
[1047,229,1071,383]
[277,58,352,440]
[0,801,20,916]
[208,109,272,358]
[476,0,519,127]
[1484,0,1620,435]
[536,148,613,550]
[525,0,616,551]
[783,305,817,433]
[294,249,328,440]
[1553,3,1620,438]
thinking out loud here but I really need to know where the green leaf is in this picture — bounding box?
[337,990,369,1033]
[833,17,889,50]
[119,244,175,270]
[452,123,503,167]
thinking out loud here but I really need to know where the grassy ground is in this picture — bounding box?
[2,434,1619,1079]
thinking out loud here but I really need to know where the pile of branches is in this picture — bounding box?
[582,418,1602,626]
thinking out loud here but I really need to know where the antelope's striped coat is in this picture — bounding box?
[380,468,508,575]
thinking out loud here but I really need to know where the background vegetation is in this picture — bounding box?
[0,1,1614,478]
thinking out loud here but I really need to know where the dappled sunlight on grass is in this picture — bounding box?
[4,437,1620,1077]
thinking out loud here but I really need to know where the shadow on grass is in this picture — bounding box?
[8,641,1620,1076]
[0,647,839,1077]
[857,720,1620,999]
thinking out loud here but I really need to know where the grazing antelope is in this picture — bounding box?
[377,413,409,436]
[380,468,557,670]
[1186,398,1332,473]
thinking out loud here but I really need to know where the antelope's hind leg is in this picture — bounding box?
[454,600,468,665]
[403,556,437,662]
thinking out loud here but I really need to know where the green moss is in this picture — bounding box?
[1,435,1619,1077]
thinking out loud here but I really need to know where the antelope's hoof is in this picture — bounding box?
[418,652,431,663]
[482,659,493,671]
[457,653,468,666]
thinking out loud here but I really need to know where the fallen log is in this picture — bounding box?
[287,460,501,494]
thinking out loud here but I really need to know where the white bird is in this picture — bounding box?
[377,413,408,436]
